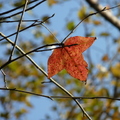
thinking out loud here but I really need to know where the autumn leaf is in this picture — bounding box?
[47,0,58,6]
[48,36,96,81]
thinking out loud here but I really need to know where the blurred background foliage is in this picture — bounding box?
[0,0,120,120]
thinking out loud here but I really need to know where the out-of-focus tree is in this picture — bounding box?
[0,0,120,120]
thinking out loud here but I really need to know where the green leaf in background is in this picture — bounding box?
[100,32,110,36]
[0,3,3,8]
[42,15,51,24]
[43,33,57,44]
[66,21,75,31]
[77,6,90,22]
[13,0,25,7]
[0,0,120,120]
[110,63,120,77]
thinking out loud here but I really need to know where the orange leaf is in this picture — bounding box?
[48,36,96,81]
[47,0,58,6]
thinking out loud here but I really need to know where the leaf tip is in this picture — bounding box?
[94,37,97,40]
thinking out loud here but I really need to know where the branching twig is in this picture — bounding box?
[61,4,120,43]
[61,8,106,43]
[0,19,40,23]
[0,14,55,41]
[0,0,41,16]
[0,33,77,69]
[86,0,120,30]
[0,0,47,20]
[9,0,28,60]
[1,3,119,120]
[0,43,77,69]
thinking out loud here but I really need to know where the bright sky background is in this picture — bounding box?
[0,0,120,120]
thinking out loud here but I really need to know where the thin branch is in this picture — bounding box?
[0,14,55,41]
[61,4,120,43]
[0,33,92,120]
[0,42,61,69]
[0,0,42,16]
[0,87,52,100]
[0,3,119,120]
[0,0,47,20]
[61,7,106,43]
[0,36,77,69]
[51,96,120,101]
[0,22,36,41]
[86,0,120,30]
[0,19,40,23]
[0,70,8,88]
[0,87,119,101]
[9,0,28,60]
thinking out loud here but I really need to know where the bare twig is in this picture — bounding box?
[1,3,119,119]
[0,44,78,69]
[0,33,92,120]
[86,0,120,30]
[0,87,119,101]
[0,19,40,23]
[61,7,106,43]
[0,14,55,41]
[0,0,47,20]
[9,0,28,60]
[61,4,120,43]
[0,34,77,69]
[0,42,61,69]
[0,70,7,88]
[0,87,52,100]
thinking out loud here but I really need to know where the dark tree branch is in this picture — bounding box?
[0,0,47,20]
[0,14,55,41]
[86,0,120,30]
[0,88,52,100]
[62,4,120,43]
[51,96,120,100]
[9,0,28,60]
[61,7,105,43]
[0,43,77,69]
[0,88,120,101]
[0,0,44,16]
[0,19,40,23]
